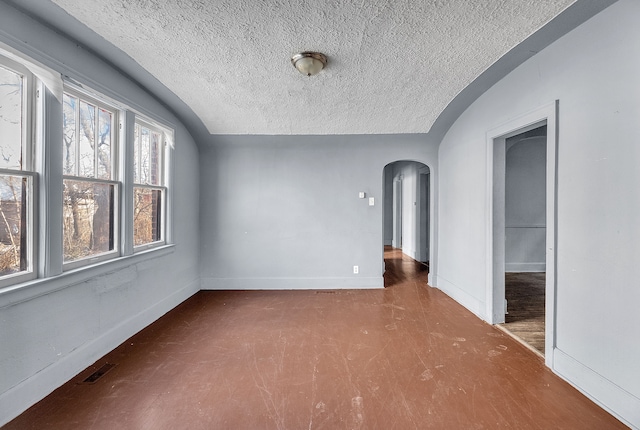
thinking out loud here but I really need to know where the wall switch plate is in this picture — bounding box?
[353,265,359,274]
[369,197,375,206]
[359,192,366,199]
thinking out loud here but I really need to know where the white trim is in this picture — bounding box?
[553,349,640,429]
[132,115,173,249]
[0,41,63,103]
[121,111,136,256]
[0,244,174,309]
[201,276,384,290]
[485,101,558,368]
[433,274,484,318]
[38,81,64,278]
[0,54,37,287]
[63,79,128,113]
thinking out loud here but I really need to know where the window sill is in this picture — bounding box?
[0,244,175,309]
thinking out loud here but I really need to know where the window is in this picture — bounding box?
[0,46,174,290]
[0,57,35,285]
[133,120,167,248]
[62,89,118,266]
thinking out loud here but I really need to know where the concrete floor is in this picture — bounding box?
[3,249,626,429]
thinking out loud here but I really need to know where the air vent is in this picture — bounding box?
[82,363,116,384]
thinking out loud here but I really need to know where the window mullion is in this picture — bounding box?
[74,99,80,177]
[121,111,135,256]
[39,85,64,277]
[93,104,98,179]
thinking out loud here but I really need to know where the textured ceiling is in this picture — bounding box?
[48,0,576,135]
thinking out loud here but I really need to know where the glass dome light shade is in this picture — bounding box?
[291,52,327,76]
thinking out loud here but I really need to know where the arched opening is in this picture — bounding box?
[382,161,430,287]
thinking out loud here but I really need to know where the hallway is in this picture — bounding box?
[4,250,625,429]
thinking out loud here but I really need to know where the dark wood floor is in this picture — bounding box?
[4,249,625,429]
[500,272,546,355]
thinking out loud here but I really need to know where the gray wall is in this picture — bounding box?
[505,136,546,271]
[0,3,201,425]
[199,135,437,290]
[436,0,639,426]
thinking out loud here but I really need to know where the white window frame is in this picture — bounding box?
[61,86,121,271]
[132,117,171,252]
[0,46,175,294]
[0,55,37,288]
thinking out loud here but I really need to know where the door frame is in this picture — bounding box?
[485,101,558,367]
[417,171,429,263]
[392,177,403,249]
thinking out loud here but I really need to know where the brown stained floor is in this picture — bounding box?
[501,272,546,355]
[4,248,626,429]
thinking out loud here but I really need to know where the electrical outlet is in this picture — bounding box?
[353,265,359,274]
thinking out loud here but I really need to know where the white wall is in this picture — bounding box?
[0,3,201,426]
[436,0,640,427]
[505,135,546,272]
[199,135,437,290]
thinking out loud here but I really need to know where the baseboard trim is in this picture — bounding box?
[428,273,436,287]
[433,275,485,320]
[0,278,200,427]
[201,277,384,290]
[553,348,640,429]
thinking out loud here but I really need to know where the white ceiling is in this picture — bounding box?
[46,0,575,135]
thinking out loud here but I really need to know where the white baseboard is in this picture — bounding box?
[433,275,485,320]
[402,247,417,260]
[201,277,384,290]
[553,348,640,429]
[505,262,546,272]
[0,279,199,427]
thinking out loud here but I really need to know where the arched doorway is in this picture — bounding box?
[382,161,430,286]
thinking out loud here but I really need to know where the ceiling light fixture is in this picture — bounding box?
[291,51,327,76]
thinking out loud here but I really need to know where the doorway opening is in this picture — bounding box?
[486,101,557,365]
[383,161,430,287]
[500,126,547,355]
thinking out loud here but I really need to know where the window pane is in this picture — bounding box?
[150,131,161,185]
[134,187,162,246]
[0,175,28,275]
[140,126,150,184]
[78,101,95,177]
[133,124,139,183]
[0,66,24,170]
[62,94,78,175]
[97,108,112,180]
[63,179,114,262]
